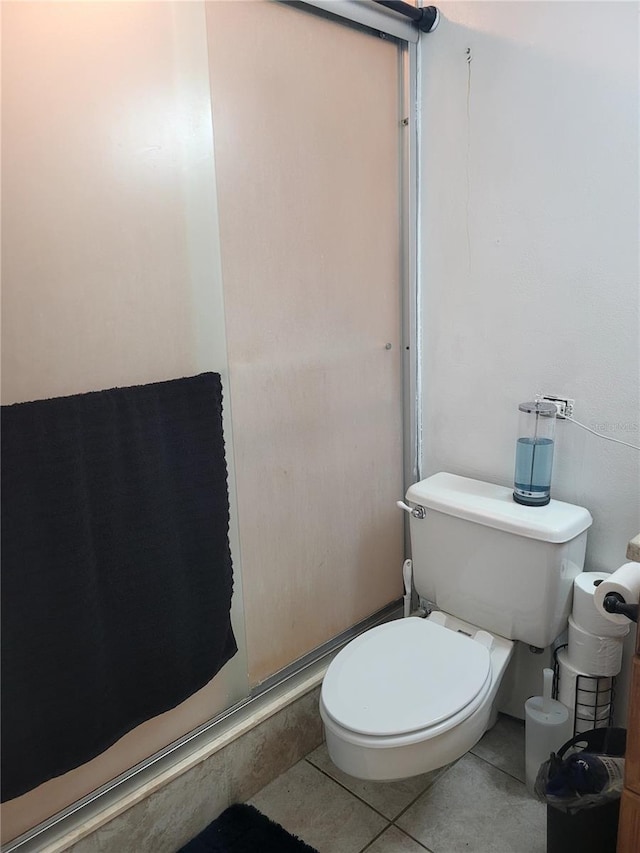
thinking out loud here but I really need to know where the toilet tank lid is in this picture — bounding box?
[406,473,593,544]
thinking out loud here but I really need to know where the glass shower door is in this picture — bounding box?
[206,0,406,685]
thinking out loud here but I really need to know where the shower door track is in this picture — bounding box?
[5,600,402,853]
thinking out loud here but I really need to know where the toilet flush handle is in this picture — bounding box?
[396,501,426,519]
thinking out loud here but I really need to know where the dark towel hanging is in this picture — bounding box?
[1,373,237,802]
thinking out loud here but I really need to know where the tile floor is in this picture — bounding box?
[249,714,547,853]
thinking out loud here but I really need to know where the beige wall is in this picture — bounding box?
[206,0,405,684]
[1,2,248,842]
[2,1,228,403]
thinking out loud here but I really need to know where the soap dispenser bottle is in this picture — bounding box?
[513,400,557,506]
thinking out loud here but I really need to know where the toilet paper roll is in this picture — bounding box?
[557,648,613,713]
[575,702,610,723]
[567,615,624,677]
[572,573,630,638]
[575,714,610,734]
[594,562,640,626]
[576,680,612,708]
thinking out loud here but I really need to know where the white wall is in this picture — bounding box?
[419,2,639,719]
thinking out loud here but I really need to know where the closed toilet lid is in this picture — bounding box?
[321,619,491,737]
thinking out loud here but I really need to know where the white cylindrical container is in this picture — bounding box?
[567,615,624,676]
[525,669,572,795]
[572,573,629,637]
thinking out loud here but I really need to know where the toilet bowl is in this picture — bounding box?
[320,610,514,781]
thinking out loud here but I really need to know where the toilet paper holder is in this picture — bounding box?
[602,592,638,623]
[552,644,616,737]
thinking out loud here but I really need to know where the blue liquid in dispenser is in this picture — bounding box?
[514,437,554,505]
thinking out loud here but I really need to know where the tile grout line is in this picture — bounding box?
[391,760,459,825]
[469,751,529,788]
[356,824,392,853]
[357,822,435,853]
[305,753,459,827]
[303,758,395,824]
[387,762,460,853]
[297,721,529,851]
[389,823,437,853]
[302,754,452,853]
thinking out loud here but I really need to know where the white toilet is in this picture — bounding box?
[320,472,592,781]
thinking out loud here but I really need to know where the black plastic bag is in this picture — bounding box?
[534,727,626,814]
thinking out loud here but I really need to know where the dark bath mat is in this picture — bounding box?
[178,803,319,853]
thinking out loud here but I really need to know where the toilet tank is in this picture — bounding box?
[406,473,593,648]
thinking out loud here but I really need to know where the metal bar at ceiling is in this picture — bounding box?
[373,1,440,34]
[296,0,417,43]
